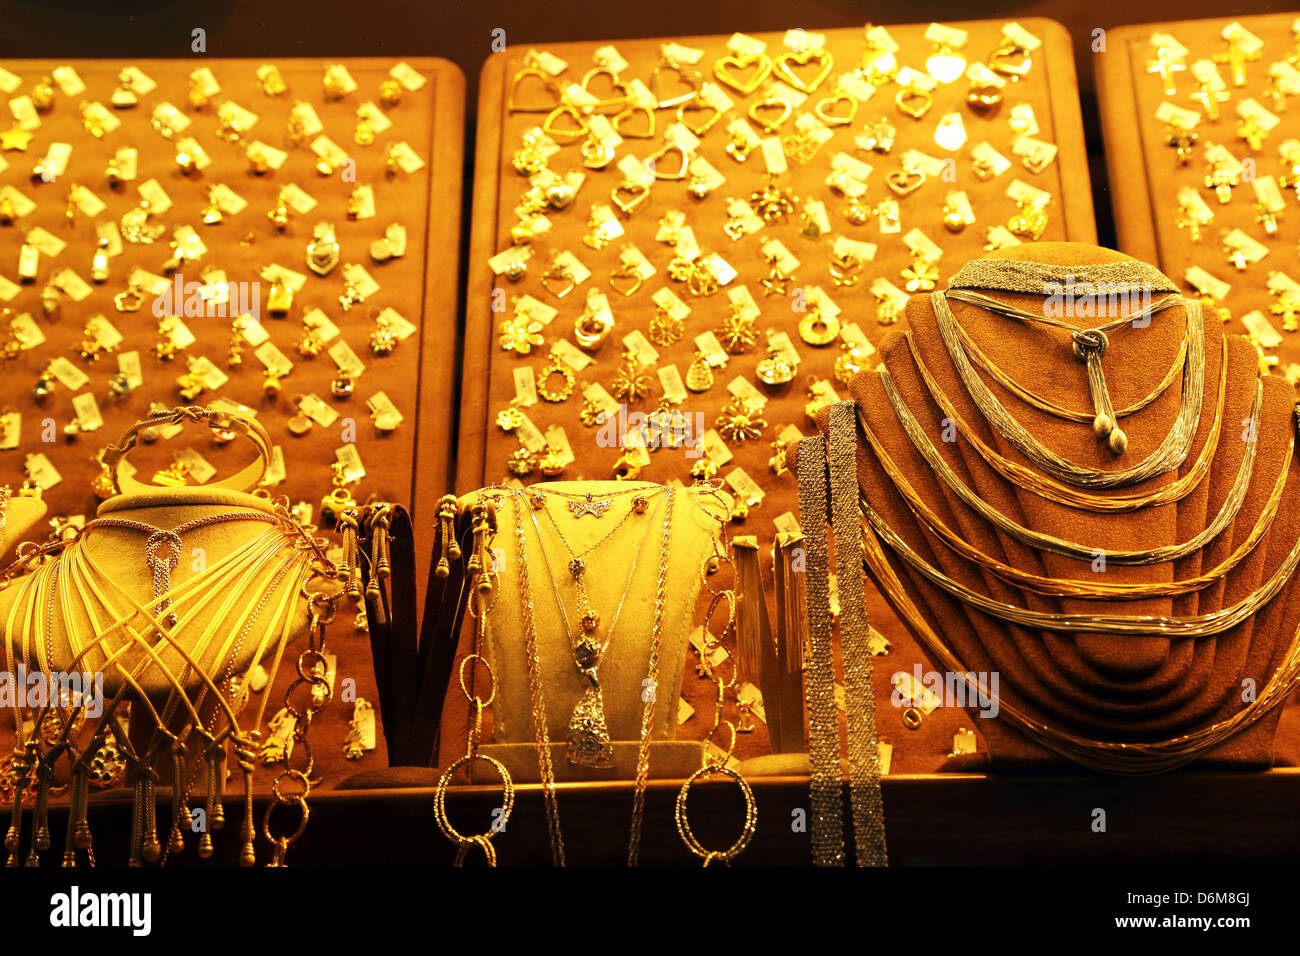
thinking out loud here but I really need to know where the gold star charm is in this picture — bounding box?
[0,127,34,151]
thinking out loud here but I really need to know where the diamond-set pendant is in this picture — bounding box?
[568,493,612,518]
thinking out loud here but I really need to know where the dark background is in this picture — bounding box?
[0,0,1293,252]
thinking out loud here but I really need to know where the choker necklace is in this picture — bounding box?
[876,365,1265,566]
[903,331,1228,513]
[931,291,1204,486]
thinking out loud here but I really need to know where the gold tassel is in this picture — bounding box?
[774,531,807,673]
[435,495,459,579]
[233,733,257,866]
[732,537,766,686]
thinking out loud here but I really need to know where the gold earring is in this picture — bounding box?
[685,351,715,393]
[268,189,290,231]
[747,94,792,133]
[814,87,857,126]
[611,179,650,217]
[799,304,841,345]
[713,51,772,95]
[829,251,863,287]
[725,128,753,163]
[648,306,684,346]
[537,361,576,402]
[717,303,758,354]
[895,84,933,119]
[354,109,375,147]
[902,249,940,292]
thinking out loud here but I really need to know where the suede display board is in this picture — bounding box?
[1097,15,1300,374]
[805,241,1300,769]
[0,57,467,805]
[460,20,1096,768]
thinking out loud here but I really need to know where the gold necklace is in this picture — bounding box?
[528,494,663,769]
[876,365,1266,566]
[859,408,1292,599]
[904,330,1229,513]
[932,291,1205,485]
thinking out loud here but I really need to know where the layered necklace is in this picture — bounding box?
[929,290,1204,487]
[832,258,1300,773]
[526,487,667,768]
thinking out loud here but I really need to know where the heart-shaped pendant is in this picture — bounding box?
[774,47,833,94]
[507,65,561,113]
[611,180,650,217]
[613,103,655,139]
[895,86,933,119]
[747,95,792,134]
[579,66,631,113]
[713,51,772,95]
[925,45,967,84]
[542,103,589,141]
[886,165,926,196]
[989,43,1033,80]
[677,94,722,137]
[650,60,701,109]
[814,88,857,126]
[647,140,690,180]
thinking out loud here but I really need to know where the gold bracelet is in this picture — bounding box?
[674,764,757,865]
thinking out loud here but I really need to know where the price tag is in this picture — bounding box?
[335,444,366,483]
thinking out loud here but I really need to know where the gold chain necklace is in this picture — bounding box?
[944,295,1187,423]
[931,291,1204,486]
[858,407,1292,600]
[903,330,1229,513]
[876,365,1265,565]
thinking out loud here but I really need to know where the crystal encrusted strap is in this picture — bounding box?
[947,257,1179,295]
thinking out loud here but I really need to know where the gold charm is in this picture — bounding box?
[829,252,863,287]
[609,350,654,404]
[774,46,833,93]
[747,94,793,133]
[648,306,685,346]
[498,304,544,355]
[715,399,767,444]
[537,361,576,403]
[902,250,940,292]
[714,51,772,95]
[1007,201,1048,240]
[814,87,857,126]
[718,304,758,354]
[305,221,340,276]
[685,352,715,393]
[799,305,840,346]
[755,343,797,386]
